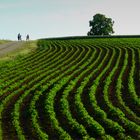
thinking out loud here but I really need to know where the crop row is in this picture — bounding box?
[0,38,140,139]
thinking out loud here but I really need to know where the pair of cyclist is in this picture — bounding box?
[18,33,29,41]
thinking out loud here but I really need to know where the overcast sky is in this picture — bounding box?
[0,0,140,40]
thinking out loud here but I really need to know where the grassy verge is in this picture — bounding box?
[0,41,37,71]
[0,41,37,61]
[0,40,11,45]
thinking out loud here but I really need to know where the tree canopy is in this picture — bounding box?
[87,13,114,36]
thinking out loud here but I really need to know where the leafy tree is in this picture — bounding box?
[87,13,114,36]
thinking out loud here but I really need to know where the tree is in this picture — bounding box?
[87,13,114,36]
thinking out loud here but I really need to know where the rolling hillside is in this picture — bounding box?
[0,38,140,140]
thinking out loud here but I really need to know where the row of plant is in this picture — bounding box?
[29,42,97,139]
[0,42,76,96]
[96,40,140,121]
[11,41,92,139]
[0,41,83,139]
[91,40,140,138]
[0,40,72,84]
[59,43,104,139]
[0,41,52,77]
[1,38,140,139]
[101,45,140,139]
[74,46,121,138]
[0,43,66,90]
[43,44,100,139]
[73,47,110,137]
[60,45,115,139]
[115,46,140,124]
[0,44,56,90]
[77,45,127,139]
[35,39,139,139]
[127,47,140,106]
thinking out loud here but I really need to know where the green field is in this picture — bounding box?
[0,38,140,140]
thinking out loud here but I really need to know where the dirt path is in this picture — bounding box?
[0,41,25,57]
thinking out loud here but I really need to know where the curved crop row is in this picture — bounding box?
[0,38,140,139]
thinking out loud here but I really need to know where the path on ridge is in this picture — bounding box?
[0,41,25,57]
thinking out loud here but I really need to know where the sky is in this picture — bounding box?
[0,0,140,40]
